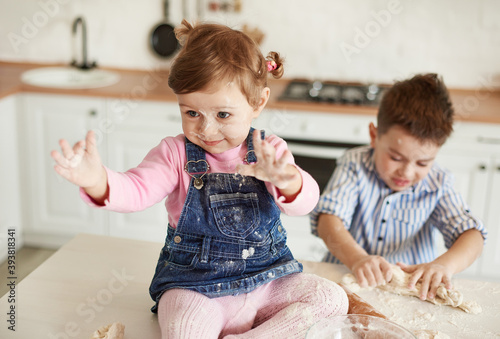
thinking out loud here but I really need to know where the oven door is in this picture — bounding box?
[285,138,364,193]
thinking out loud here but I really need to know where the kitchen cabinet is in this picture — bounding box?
[436,122,500,281]
[19,93,108,247]
[434,150,490,278]
[280,214,328,261]
[0,95,22,261]
[479,156,500,280]
[255,108,372,144]
[106,100,182,242]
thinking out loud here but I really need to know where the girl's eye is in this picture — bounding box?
[390,156,401,161]
[217,111,230,119]
[187,110,199,117]
[417,162,430,167]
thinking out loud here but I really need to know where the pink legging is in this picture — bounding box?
[157,273,348,339]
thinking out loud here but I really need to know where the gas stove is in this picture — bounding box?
[279,80,387,106]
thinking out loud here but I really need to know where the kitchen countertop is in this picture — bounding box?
[1,61,500,124]
[1,234,499,338]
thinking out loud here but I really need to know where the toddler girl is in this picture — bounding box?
[51,20,348,338]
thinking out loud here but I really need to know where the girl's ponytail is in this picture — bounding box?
[266,52,284,79]
[175,19,194,46]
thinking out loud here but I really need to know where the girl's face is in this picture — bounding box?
[369,123,440,192]
[177,82,269,154]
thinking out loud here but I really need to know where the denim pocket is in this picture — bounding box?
[166,249,198,269]
[210,192,260,239]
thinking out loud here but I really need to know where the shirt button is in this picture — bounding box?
[381,219,386,223]
[278,225,283,233]
[174,236,182,243]
[378,237,383,241]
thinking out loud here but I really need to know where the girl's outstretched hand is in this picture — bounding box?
[51,130,106,190]
[236,129,302,199]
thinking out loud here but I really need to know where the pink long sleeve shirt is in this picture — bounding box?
[81,133,320,228]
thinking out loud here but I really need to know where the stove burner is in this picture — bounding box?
[279,80,386,106]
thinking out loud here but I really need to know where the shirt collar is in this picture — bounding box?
[412,165,440,193]
[362,147,376,172]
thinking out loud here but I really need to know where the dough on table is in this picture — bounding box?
[90,322,125,339]
[341,265,481,314]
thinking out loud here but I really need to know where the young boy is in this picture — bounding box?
[310,73,487,301]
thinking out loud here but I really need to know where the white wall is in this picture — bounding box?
[1,0,499,89]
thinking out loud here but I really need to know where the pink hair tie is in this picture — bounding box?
[267,60,277,72]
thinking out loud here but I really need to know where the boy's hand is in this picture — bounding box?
[397,262,453,301]
[236,129,301,196]
[51,130,105,189]
[351,255,393,288]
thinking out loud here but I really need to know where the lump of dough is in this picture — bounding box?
[381,266,481,314]
[90,322,125,339]
[341,265,482,314]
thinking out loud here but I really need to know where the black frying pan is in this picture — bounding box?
[150,0,179,58]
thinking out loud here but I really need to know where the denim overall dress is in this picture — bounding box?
[149,129,302,312]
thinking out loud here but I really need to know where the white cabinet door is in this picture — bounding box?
[106,100,182,242]
[480,157,500,280]
[20,94,108,246]
[281,214,328,262]
[436,150,490,278]
[0,95,22,259]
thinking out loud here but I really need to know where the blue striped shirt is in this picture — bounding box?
[310,146,487,265]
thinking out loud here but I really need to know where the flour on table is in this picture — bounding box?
[414,329,451,339]
[341,265,482,314]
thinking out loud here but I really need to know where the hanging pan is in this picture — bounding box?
[150,0,179,58]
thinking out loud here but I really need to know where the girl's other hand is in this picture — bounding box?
[236,130,301,196]
[51,130,105,189]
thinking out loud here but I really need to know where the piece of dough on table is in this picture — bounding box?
[90,322,125,339]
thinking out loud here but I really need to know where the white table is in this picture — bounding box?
[1,234,499,338]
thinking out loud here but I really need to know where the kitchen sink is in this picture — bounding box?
[21,66,120,89]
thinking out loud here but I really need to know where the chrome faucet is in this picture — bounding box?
[71,17,96,70]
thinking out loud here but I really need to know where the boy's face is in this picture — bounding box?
[177,82,269,154]
[369,123,440,192]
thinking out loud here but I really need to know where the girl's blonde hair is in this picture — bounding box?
[168,20,284,109]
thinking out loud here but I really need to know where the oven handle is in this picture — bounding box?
[286,142,349,159]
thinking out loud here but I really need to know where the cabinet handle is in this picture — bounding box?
[479,165,486,171]
[497,166,500,171]
[89,109,97,117]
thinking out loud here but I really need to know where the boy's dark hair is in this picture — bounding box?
[377,73,454,145]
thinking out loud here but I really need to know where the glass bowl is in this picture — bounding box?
[306,314,416,338]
